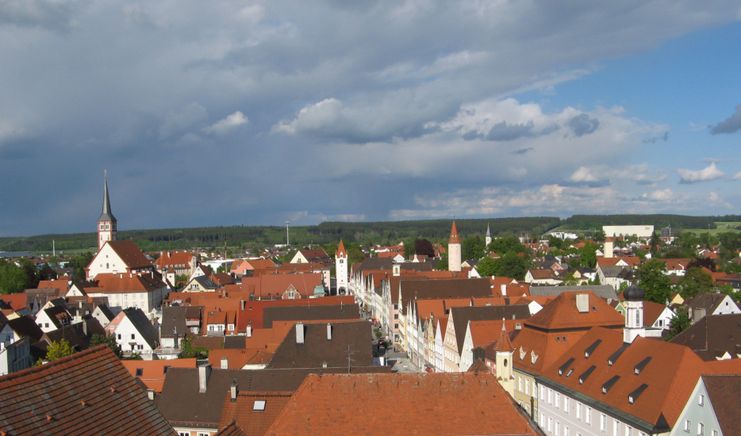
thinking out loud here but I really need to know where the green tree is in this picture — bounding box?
[47,338,75,361]
[178,336,208,359]
[68,252,93,281]
[649,232,660,257]
[436,253,448,270]
[462,236,486,261]
[475,256,497,277]
[577,242,598,268]
[0,261,28,294]
[488,234,526,255]
[677,267,714,299]
[90,334,123,358]
[667,307,691,340]
[492,252,529,280]
[637,259,672,303]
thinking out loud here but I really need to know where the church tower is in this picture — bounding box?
[335,240,348,295]
[623,285,646,343]
[448,221,461,272]
[97,171,117,251]
[495,318,515,396]
[485,223,492,247]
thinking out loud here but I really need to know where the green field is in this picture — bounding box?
[682,222,741,235]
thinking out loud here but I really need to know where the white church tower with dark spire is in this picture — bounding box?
[448,221,461,272]
[485,223,492,247]
[97,171,117,251]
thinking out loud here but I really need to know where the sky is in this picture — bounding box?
[1,0,740,236]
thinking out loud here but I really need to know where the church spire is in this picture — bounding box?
[99,170,116,222]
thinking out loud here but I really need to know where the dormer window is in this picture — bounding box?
[634,357,651,375]
[519,346,526,360]
[530,350,539,364]
[579,365,596,384]
[608,344,629,366]
[584,339,602,358]
[558,358,575,376]
[601,375,620,394]
[628,384,648,404]
[253,400,266,411]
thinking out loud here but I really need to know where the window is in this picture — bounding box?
[600,413,606,431]
[131,334,135,340]
[539,413,544,426]
[547,388,552,404]
[547,417,552,432]
[698,394,704,406]
[555,392,560,409]
[198,433,209,436]
[576,402,581,420]
[613,420,618,436]
[135,368,143,376]
[117,334,122,340]
[585,407,591,424]
[540,385,545,401]
[697,423,704,436]
[518,377,523,392]
[625,425,631,436]
[525,379,530,395]
[178,433,189,436]
[564,425,569,436]
[684,419,691,431]
[555,420,560,435]
[253,400,266,411]
[564,396,569,413]
[712,430,718,436]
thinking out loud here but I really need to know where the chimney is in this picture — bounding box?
[326,323,333,341]
[295,322,304,344]
[246,323,252,337]
[230,379,238,402]
[576,294,589,313]
[500,284,507,296]
[198,364,211,393]
[221,357,228,369]
[147,389,155,401]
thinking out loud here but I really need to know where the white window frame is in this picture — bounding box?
[600,413,606,431]
[576,402,581,420]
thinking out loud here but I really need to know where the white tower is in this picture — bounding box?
[485,223,492,247]
[623,285,646,343]
[335,240,348,295]
[604,237,614,259]
[97,171,117,251]
[448,221,461,272]
[495,318,515,396]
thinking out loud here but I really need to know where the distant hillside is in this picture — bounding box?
[1,214,738,254]
[0,217,560,254]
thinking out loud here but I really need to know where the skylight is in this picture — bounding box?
[584,339,602,358]
[634,357,652,375]
[253,400,266,411]
[558,358,575,376]
[607,344,629,366]
[579,365,596,384]
[601,375,620,394]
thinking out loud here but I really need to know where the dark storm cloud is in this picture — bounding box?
[710,104,741,134]
[0,0,737,235]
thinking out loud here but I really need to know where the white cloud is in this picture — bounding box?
[734,171,741,180]
[570,166,601,183]
[643,188,674,202]
[203,111,248,135]
[677,162,724,184]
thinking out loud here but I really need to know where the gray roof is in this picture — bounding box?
[529,285,618,300]
[267,321,373,369]
[160,306,188,339]
[99,174,116,222]
[670,313,741,360]
[193,275,218,290]
[123,308,158,349]
[450,305,531,354]
[600,265,628,278]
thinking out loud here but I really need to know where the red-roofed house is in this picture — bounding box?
[86,272,168,313]
[87,240,154,280]
[155,251,197,277]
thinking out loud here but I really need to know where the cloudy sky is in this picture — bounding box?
[1,1,740,236]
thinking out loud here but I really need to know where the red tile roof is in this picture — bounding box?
[155,251,194,269]
[0,346,173,434]
[241,273,323,299]
[542,328,741,431]
[209,348,274,369]
[219,390,292,436]
[267,373,536,435]
[122,358,197,392]
[106,240,153,268]
[449,221,460,244]
[525,291,624,331]
[94,272,166,293]
[336,240,347,257]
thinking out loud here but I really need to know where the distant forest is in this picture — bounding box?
[0,214,739,254]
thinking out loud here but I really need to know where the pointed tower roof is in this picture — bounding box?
[495,318,514,352]
[449,221,460,244]
[336,240,347,257]
[99,171,116,222]
[486,223,491,238]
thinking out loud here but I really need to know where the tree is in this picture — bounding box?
[637,259,672,303]
[577,242,598,268]
[436,253,448,271]
[0,260,28,294]
[68,252,93,281]
[462,236,485,261]
[667,307,691,340]
[492,252,529,280]
[46,338,75,361]
[488,234,526,255]
[649,232,660,257]
[677,267,714,299]
[178,336,208,359]
[414,239,435,258]
[90,333,122,358]
[475,256,497,277]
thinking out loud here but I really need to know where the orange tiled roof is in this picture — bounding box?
[94,272,165,293]
[122,358,196,392]
[449,221,460,244]
[542,327,741,430]
[208,348,274,369]
[267,373,536,435]
[155,251,194,268]
[106,240,152,268]
[219,390,292,436]
[525,291,624,331]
